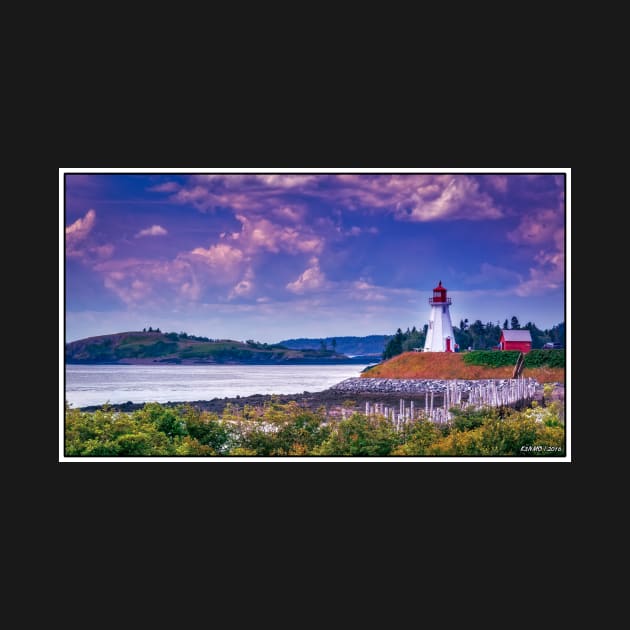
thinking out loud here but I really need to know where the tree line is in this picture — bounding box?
[382,318,565,360]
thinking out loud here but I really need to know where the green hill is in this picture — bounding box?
[65,331,365,365]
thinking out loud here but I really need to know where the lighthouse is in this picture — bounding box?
[423,281,456,352]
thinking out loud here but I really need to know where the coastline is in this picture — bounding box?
[79,389,440,414]
[78,383,564,414]
[66,357,377,366]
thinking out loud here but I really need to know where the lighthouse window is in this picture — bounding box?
[443,306,446,313]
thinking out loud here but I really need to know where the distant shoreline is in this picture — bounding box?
[66,358,376,366]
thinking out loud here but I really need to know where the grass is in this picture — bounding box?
[363,352,564,383]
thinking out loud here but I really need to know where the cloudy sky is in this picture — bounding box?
[64,172,566,342]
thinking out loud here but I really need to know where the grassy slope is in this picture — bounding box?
[363,352,565,383]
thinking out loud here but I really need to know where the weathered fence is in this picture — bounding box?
[361,378,538,427]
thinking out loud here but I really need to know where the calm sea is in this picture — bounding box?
[65,364,371,408]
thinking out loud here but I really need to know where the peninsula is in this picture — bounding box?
[65,330,371,365]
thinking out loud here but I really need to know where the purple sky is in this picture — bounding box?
[65,173,566,342]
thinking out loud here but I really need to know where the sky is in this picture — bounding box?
[64,172,566,342]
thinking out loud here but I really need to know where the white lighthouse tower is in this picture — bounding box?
[423,281,456,352]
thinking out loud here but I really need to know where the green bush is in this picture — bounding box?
[450,406,499,431]
[524,349,565,368]
[65,399,565,457]
[463,350,520,367]
[117,340,177,358]
[463,349,565,369]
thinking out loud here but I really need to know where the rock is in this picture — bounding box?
[330,377,540,395]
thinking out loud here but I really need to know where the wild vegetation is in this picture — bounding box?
[363,352,565,382]
[65,398,565,457]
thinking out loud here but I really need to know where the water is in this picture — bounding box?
[65,364,371,408]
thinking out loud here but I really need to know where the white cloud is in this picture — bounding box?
[235,214,323,255]
[103,275,152,305]
[180,276,201,301]
[514,251,565,297]
[507,209,561,246]
[257,175,318,188]
[66,209,96,257]
[506,207,565,296]
[66,209,114,261]
[395,177,502,222]
[348,279,387,301]
[95,241,247,307]
[343,225,378,236]
[148,181,180,192]
[135,224,168,238]
[190,243,244,269]
[230,279,253,297]
[286,258,327,294]
[273,206,304,222]
[229,268,255,299]
[66,208,96,239]
[168,174,503,223]
[485,175,508,192]
[93,244,115,259]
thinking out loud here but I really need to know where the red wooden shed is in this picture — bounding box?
[499,329,532,353]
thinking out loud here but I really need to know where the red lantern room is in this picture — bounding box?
[429,280,451,305]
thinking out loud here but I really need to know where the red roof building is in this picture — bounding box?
[499,329,532,353]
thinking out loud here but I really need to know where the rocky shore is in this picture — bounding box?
[80,389,445,414]
[331,377,542,395]
[79,378,562,415]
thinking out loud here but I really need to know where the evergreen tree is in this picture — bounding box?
[380,318,563,358]
[383,328,405,359]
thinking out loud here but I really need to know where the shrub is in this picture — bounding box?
[524,349,565,368]
[66,400,565,457]
[463,350,520,367]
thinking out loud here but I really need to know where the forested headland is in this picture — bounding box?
[65,330,361,364]
[382,317,564,360]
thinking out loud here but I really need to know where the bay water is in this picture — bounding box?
[65,364,371,408]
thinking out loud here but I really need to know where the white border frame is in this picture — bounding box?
[60,167,570,462]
